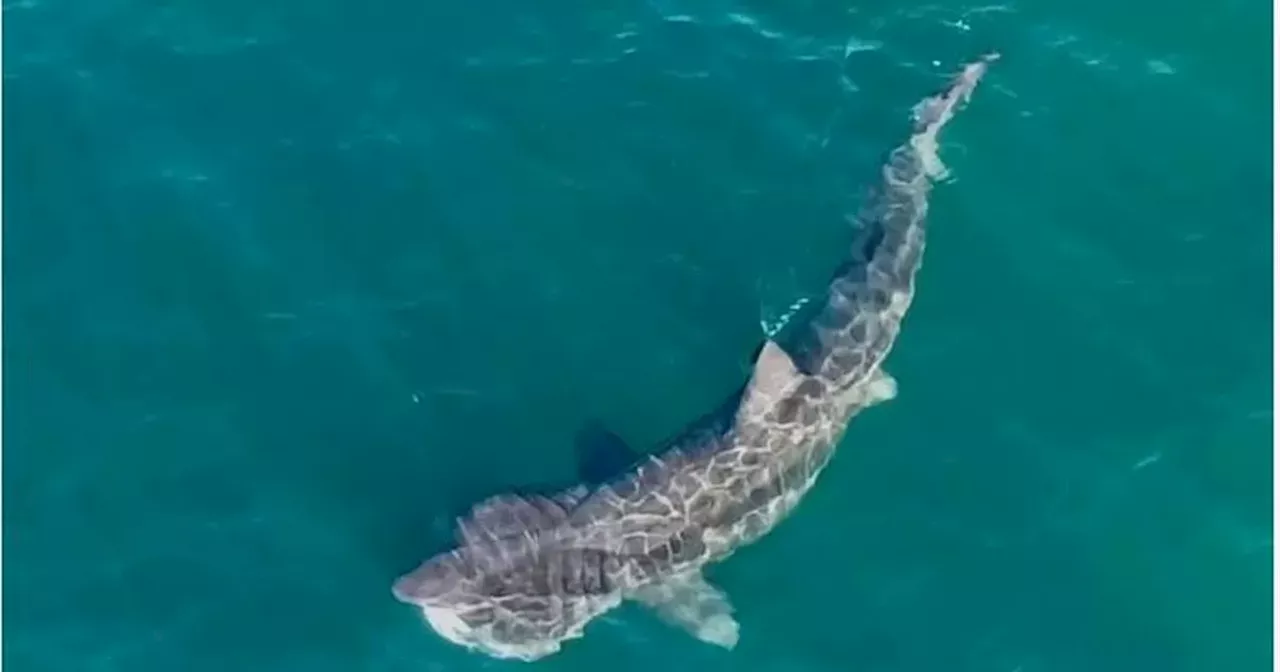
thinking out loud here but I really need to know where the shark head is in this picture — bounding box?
[392,544,620,661]
[392,549,512,655]
[392,548,564,661]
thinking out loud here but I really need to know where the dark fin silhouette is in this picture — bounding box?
[573,420,640,485]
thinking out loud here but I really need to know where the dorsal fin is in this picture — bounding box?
[738,340,805,419]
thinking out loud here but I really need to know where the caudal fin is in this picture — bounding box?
[910,52,1000,178]
[913,53,999,134]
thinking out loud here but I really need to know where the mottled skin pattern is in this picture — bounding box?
[392,54,998,662]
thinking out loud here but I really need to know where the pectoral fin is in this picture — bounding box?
[836,367,898,409]
[631,571,740,649]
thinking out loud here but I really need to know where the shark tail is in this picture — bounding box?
[799,53,998,392]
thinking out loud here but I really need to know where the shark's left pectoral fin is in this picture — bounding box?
[632,571,740,649]
[573,420,640,485]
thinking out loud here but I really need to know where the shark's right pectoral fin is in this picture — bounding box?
[836,367,898,409]
[631,571,740,649]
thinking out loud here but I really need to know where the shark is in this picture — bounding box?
[392,53,998,661]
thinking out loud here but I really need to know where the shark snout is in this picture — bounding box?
[392,550,471,606]
[392,574,425,604]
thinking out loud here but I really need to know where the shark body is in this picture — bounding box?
[392,54,998,661]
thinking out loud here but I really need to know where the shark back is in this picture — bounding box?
[559,52,1000,593]
[562,340,896,573]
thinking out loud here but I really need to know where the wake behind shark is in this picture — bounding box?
[392,54,999,661]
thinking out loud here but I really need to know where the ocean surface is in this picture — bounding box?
[3,0,1272,670]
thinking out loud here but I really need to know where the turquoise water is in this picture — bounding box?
[3,0,1272,670]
